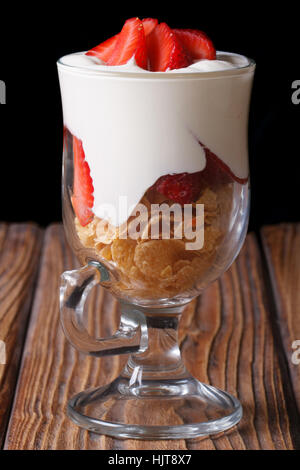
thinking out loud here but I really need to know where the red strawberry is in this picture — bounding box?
[142,17,158,36]
[72,136,94,226]
[107,17,147,69]
[154,173,200,205]
[154,143,248,205]
[86,18,157,63]
[173,29,216,60]
[147,22,192,71]
[86,34,119,62]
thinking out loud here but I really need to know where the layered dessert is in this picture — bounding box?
[58,17,254,302]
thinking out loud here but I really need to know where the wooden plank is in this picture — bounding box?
[261,224,300,415]
[0,223,43,446]
[3,224,125,450]
[182,233,300,450]
[4,225,299,449]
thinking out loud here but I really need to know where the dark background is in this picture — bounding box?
[0,2,299,231]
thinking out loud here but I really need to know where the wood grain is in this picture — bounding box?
[0,223,43,445]
[182,233,300,450]
[261,224,300,415]
[3,224,124,450]
[3,224,300,449]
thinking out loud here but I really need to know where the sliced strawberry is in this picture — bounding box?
[86,34,119,62]
[107,17,147,69]
[86,18,157,64]
[147,22,192,71]
[173,29,216,60]
[72,136,94,226]
[154,143,248,205]
[142,17,158,36]
[154,173,200,204]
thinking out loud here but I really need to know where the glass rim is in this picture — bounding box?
[57,50,256,80]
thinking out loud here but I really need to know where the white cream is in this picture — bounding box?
[59,51,249,74]
[58,52,255,225]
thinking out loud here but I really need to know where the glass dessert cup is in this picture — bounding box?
[58,57,255,439]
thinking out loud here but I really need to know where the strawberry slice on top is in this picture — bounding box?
[173,29,216,60]
[86,34,119,62]
[107,17,147,69]
[86,18,157,64]
[85,19,216,71]
[72,136,94,227]
[147,22,192,71]
[142,17,158,36]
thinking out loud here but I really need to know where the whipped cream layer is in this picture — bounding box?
[58,52,254,225]
[60,51,249,73]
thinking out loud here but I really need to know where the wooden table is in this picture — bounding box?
[0,222,299,450]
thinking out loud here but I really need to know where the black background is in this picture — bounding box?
[0,2,299,231]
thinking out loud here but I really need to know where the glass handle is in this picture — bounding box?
[60,262,148,356]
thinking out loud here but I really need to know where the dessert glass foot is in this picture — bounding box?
[67,377,242,440]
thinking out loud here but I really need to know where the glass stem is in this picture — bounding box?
[121,303,191,382]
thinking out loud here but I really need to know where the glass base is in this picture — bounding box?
[67,375,242,439]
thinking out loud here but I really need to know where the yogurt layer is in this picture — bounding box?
[58,52,254,225]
